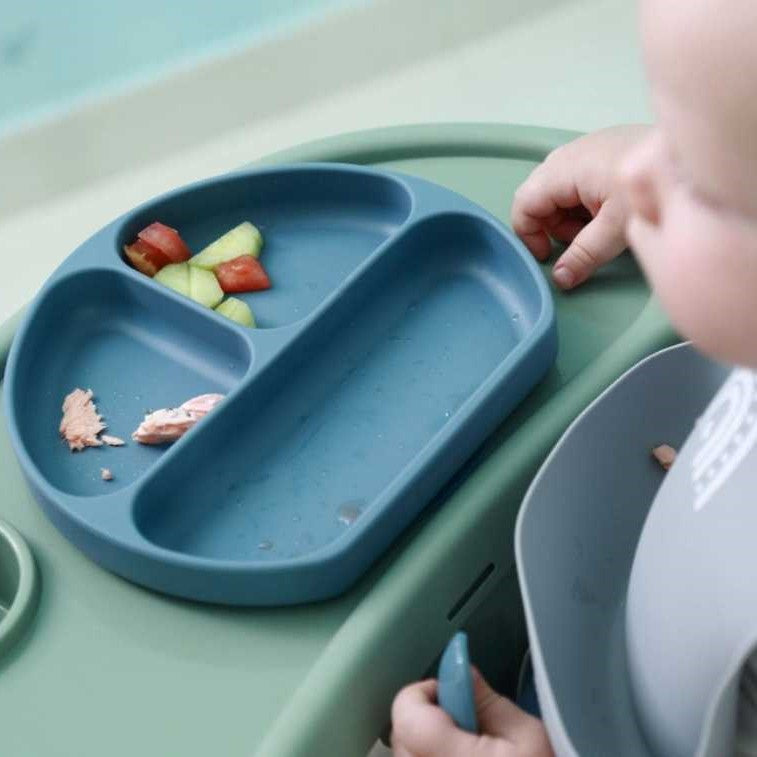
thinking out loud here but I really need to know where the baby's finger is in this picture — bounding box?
[551,197,627,289]
[546,217,587,245]
[517,229,553,261]
[394,718,513,757]
[391,680,446,753]
[511,168,582,261]
[391,679,437,720]
[512,164,583,224]
[469,669,537,741]
[472,669,554,755]
[392,678,516,757]
[545,204,593,243]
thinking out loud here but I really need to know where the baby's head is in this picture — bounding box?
[621,0,757,367]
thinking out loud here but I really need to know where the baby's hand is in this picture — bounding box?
[511,125,651,289]
[391,667,553,756]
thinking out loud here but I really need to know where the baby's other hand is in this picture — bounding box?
[511,125,651,290]
[391,667,553,756]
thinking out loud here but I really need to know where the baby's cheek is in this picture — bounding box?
[655,212,757,368]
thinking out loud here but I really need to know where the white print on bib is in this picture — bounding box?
[693,369,757,511]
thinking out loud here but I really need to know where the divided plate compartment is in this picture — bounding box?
[4,163,556,605]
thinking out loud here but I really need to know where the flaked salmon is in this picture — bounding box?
[132,393,224,445]
[60,388,106,451]
[60,388,127,452]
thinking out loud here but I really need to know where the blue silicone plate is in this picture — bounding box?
[4,163,556,605]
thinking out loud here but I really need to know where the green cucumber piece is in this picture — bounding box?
[154,262,190,296]
[189,266,224,308]
[215,297,256,327]
[189,222,263,269]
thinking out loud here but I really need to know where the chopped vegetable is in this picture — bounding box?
[101,468,114,481]
[215,297,256,327]
[125,221,270,321]
[652,444,677,471]
[154,262,223,309]
[137,222,191,263]
[214,255,271,293]
[123,223,191,276]
[101,435,125,447]
[154,262,191,297]
[190,221,263,270]
[189,266,224,308]
[123,239,171,277]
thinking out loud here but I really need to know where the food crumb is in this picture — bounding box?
[101,435,125,447]
[101,468,113,481]
[652,444,677,471]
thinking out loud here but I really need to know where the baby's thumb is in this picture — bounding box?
[472,668,555,754]
[551,198,627,290]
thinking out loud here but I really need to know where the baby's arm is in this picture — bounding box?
[511,125,650,289]
[391,667,553,756]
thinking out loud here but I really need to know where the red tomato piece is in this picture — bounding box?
[214,256,271,293]
[132,237,171,267]
[138,222,191,263]
[124,245,158,276]
[123,238,171,276]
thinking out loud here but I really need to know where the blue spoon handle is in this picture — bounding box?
[437,631,478,733]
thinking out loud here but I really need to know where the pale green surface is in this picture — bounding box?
[0,124,677,756]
